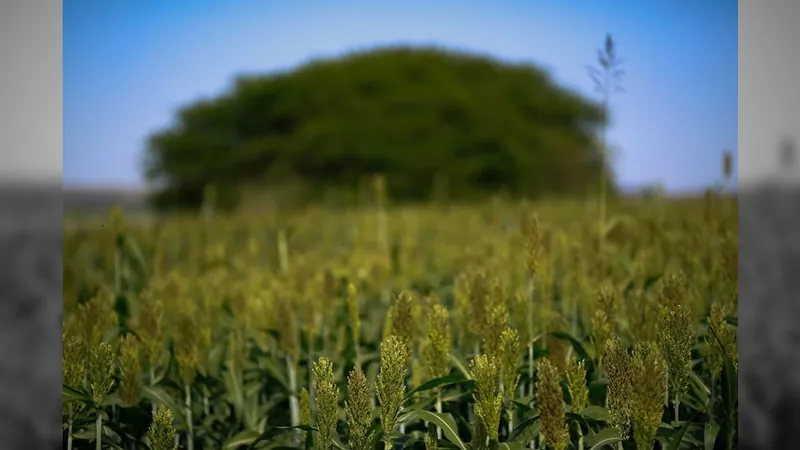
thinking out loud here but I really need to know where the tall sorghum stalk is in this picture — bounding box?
[605,338,632,443]
[89,342,115,450]
[471,354,503,448]
[147,405,178,450]
[499,328,521,432]
[278,228,289,274]
[586,33,625,257]
[566,356,589,449]
[536,358,569,450]
[658,301,693,425]
[314,357,340,450]
[132,289,164,389]
[299,388,312,445]
[423,299,452,439]
[389,291,416,434]
[110,206,125,297]
[347,283,362,364]
[707,302,738,418]
[374,174,389,254]
[346,365,373,450]
[119,334,142,407]
[377,336,411,450]
[630,342,667,450]
[591,283,616,374]
[63,330,85,450]
[275,295,301,431]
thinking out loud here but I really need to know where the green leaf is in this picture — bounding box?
[63,384,93,406]
[246,425,316,450]
[550,331,593,369]
[259,356,292,392]
[566,412,589,431]
[414,409,467,450]
[584,427,622,449]
[224,430,260,449]
[666,412,700,450]
[704,422,720,450]
[718,358,738,450]
[141,386,187,430]
[449,354,473,380]
[507,416,540,443]
[492,441,529,450]
[331,433,348,450]
[405,373,472,401]
[579,405,609,422]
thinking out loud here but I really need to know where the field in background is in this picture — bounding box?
[61,193,739,450]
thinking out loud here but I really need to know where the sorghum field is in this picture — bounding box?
[62,193,738,450]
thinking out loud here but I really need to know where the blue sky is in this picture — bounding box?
[64,0,737,192]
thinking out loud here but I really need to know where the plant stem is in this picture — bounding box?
[67,404,74,450]
[287,356,300,445]
[185,384,194,450]
[278,229,289,273]
[96,410,102,450]
[674,399,680,426]
[528,343,534,398]
[436,388,443,439]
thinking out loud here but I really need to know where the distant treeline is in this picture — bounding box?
[144,46,615,211]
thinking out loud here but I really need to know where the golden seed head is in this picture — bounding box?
[62,330,85,390]
[131,290,165,369]
[605,337,632,440]
[423,302,452,380]
[119,334,142,406]
[535,358,570,450]
[313,357,340,450]
[110,205,125,236]
[595,283,618,322]
[591,309,612,364]
[470,354,503,442]
[89,341,116,405]
[658,271,687,309]
[146,405,178,450]
[499,328,521,401]
[346,365,373,450]
[708,303,738,378]
[565,356,589,413]
[275,296,300,362]
[173,314,200,386]
[521,211,542,276]
[376,335,410,441]
[545,311,569,373]
[481,299,509,360]
[630,341,667,450]
[390,290,417,351]
[658,303,694,403]
[300,388,311,426]
[77,289,116,351]
[347,283,361,346]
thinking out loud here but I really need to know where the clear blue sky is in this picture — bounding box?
[64,0,737,192]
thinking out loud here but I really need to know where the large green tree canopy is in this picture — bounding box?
[144,46,612,211]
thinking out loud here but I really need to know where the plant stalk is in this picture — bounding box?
[95,410,102,450]
[436,388,443,439]
[185,384,194,450]
[67,404,74,450]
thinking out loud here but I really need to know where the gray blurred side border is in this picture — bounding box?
[0,1,63,449]
[738,1,800,449]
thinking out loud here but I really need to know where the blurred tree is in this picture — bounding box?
[144,46,615,211]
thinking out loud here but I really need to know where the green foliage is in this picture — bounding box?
[61,194,738,450]
[144,46,611,211]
